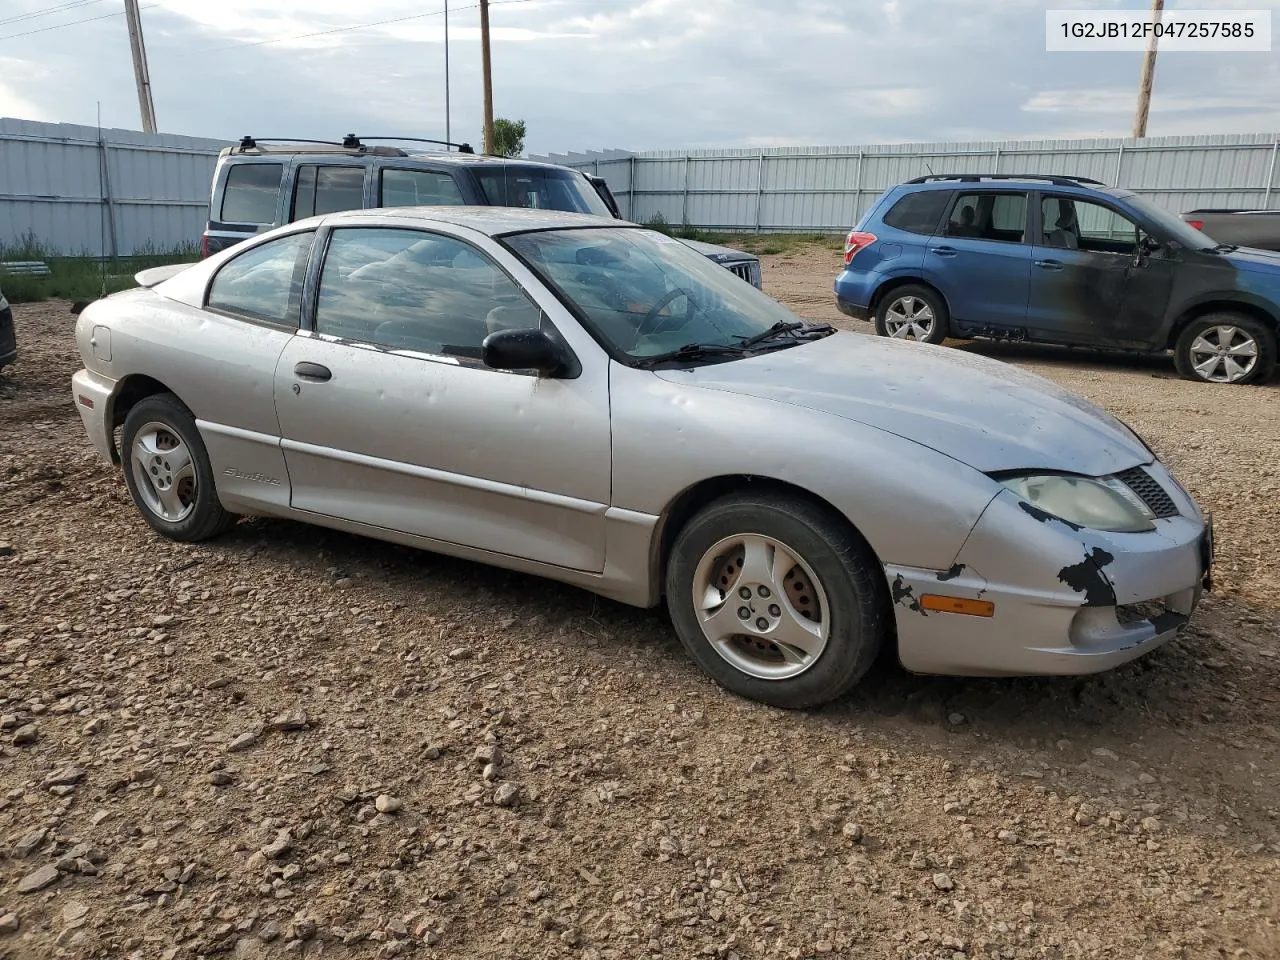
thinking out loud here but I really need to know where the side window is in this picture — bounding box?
[207,231,313,326]
[219,163,283,224]
[314,228,541,362]
[1043,196,1142,254]
[881,190,951,235]
[945,192,1027,243]
[380,169,465,207]
[292,165,366,221]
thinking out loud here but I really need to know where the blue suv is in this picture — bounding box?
[834,174,1280,385]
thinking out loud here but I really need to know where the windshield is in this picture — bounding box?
[1120,193,1216,250]
[474,166,613,217]
[504,227,807,360]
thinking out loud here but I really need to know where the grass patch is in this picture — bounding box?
[639,214,843,257]
[0,235,199,304]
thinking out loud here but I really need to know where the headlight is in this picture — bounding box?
[1000,474,1155,533]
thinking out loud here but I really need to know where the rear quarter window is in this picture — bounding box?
[219,163,284,224]
[881,191,951,235]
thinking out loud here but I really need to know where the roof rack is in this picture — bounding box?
[229,133,475,157]
[905,173,1107,187]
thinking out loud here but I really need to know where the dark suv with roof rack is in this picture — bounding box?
[833,173,1280,385]
[201,134,762,287]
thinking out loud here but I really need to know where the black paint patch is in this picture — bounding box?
[1019,501,1083,532]
[891,575,927,616]
[937,563,965,582]
[1057,547,1117,606]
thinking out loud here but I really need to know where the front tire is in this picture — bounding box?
[1174,313,1276,385]
[874,284,949,344]
[665,493,887,709]
[121,394,235,541]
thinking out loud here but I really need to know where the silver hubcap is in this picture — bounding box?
[1188,325,1259,383]
[884,296,935,340]
[130,422,197,522]
[691,534,829,681]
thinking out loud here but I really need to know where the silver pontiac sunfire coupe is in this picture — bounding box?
[71,207,1213,708]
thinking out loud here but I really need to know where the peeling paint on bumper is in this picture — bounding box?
[888,480,1209,678]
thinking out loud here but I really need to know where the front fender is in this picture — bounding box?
[610,364,999,572]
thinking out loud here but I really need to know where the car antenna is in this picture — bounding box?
[924,162,935,176]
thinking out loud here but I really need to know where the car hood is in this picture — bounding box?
[1220,245,1280,272]
[681,238,758,263]
[654,332,1151,475]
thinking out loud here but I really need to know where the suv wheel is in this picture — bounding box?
[875,285,949,344]
[1174,314,1276,385]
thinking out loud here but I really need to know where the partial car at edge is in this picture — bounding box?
[71,208,1212,709]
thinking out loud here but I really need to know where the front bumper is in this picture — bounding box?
[888,480,1211,677]
[0,304,16,367]
[71,368,119,464]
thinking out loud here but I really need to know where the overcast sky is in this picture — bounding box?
[1,0,1277,155]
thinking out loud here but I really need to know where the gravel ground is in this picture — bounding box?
[1,270,1277,960]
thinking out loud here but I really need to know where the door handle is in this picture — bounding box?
[931,246,958,257]
[294,362,332,382]
[1034,259,1064,271]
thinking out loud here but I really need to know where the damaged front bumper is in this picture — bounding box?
[887,466,1212,677]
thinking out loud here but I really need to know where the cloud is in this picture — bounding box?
[0,0,1277,155]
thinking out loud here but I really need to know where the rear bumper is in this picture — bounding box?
[836,299,870,321]
[833,271,872,320]
[71,368,119,464]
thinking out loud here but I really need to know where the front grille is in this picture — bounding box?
[729,262,754,283]
[1115,466,1178,519]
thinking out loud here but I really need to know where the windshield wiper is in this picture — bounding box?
[632,342,747,367]
[1211,242,1239,253]
[736,320,836,349]
[736,320,803,348]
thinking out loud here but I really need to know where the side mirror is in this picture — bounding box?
[1139,234,1161,255]
[481,328,572,377]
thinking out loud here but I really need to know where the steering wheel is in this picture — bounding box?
[637,287,697,338]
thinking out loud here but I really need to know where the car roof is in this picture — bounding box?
[218,147,578,174]
[897,177,1127,199]
[318,205,630,236]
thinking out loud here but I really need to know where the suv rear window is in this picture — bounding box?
[945,192,1028,244]
[882,191,950,235]
[474,167,612,216]
[292,165,366,220]
[220,163,283,224]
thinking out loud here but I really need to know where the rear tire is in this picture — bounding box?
[121,394,235,541]
[874,284,949,344]
[665,493,887,709]
[1174,313,1276,385]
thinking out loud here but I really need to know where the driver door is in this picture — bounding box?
[272,224,612,572]
[1027,194,1175,348]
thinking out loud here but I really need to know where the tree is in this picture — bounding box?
[491,118,526,158]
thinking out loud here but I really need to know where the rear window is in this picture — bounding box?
[219,163,283,224]
[380,169,465,207]
[292,165,366,220]
[882,191,950,235]
[474,167,612,217]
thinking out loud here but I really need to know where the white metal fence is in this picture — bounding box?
[532,133,1280,233]
[0,117,225,256]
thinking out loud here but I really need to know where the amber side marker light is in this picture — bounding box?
[919,595,995,617]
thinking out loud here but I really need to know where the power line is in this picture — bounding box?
[0,3,157,42]
[0,0,102,28]
[202,0,541,54]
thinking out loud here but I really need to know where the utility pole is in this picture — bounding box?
[480,0,494,155]
[123,0,157,133]
[444,0,451,145]
[1131,0,1163,139]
